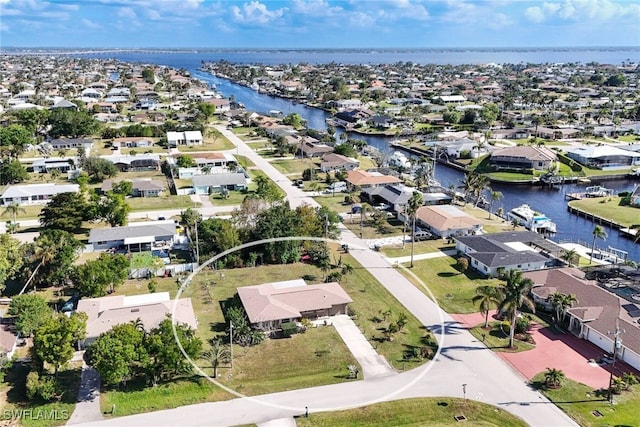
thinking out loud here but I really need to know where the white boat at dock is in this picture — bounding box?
[507,204,557,234]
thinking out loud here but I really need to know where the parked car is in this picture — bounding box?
[413,230,434,241]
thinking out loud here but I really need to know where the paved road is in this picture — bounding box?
[81,127,578,426]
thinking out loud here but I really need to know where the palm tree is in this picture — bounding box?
[341,263,354,284]
[544,368,565,389]
[472,285,503,328]
[560,249,578,267]
[488,189,503,219]
[201,338,231,378]
[407,191,423,268]
[498,269,535,348]
[1,202,26,233]
[590,225,608,264]
[359,204,370,235]
[549,292,578,325]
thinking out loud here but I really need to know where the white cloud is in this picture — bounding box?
[81,18,102,29]
[348,11,376,28]
[117,6,136,19]
[488,12,513,29]
[525,6,545,23]
[231,1,286,25]
[291,0,342,17]
[0,0,11,4]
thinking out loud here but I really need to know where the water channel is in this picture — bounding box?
[191,69,639,260]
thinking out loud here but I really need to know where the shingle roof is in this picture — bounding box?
[192,173,248,187]
[416,205,483,232]
[88,221,176,243]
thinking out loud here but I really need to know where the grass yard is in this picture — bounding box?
[342,217,405,240]
[468,321,535,353]
[270,158,318,175]
[129,251,154,268]
[127,195,200,211]
[357,156,377,170]
[0,362,82,427]
[401,256,502,314]
[313,196,359,214]
[209,191,247,206]
[530,372,640,427]
[568,197,640,227]
[1,204,43,220]
[380,240,454,258]
[176,137,234,152]
[297,397,527,427]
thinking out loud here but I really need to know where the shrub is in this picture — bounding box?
[456,257,469,273]
[515,316,531,334]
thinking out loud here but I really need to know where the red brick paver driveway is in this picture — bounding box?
[452,312,639,390]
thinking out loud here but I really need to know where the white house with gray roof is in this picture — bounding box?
[192,173,248,194]
[455,231,555,277]
[87,220,177,252]
[0,183,79,206]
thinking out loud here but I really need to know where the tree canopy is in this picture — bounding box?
[8,294,52,337]
[47,109,100,139]
[0,159,29,185]
[83,156,118,182]
[0,234,24,292]
[39,192,88,232]
[33,312,87,374]
[0,124,34,158]
[72,253,129,297]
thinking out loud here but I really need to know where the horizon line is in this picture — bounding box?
[2,46,639,51]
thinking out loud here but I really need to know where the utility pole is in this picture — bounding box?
[194,219,200,266]
[607,324,625,404]
[230,321,234,368]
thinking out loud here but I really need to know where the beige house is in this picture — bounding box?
[413,205,483,238]
[526,268,640,371]
[346,170,402,190]
[490,146,556,171]
[77,292,198,348]
[237,279,352,331]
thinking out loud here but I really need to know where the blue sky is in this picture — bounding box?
[1,0,638,48]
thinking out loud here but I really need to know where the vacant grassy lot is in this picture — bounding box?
[270,158,318,175]
[313,195,356,214]
[569,197,640,227]
[531,372,640,427]
[401,255,502,314]
[297,397,528,427]
[127,195,200,211]
[380,240,454,258]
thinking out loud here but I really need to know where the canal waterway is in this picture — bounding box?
[191,70,639,260]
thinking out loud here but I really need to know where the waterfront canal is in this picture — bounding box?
[194,70,639,261]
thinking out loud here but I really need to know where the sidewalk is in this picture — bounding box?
[318,315,395,379]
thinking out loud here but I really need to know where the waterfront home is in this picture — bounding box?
[77,292,197,348]
[101,178,165,197]
[299,141,334,158]
[102,153,160,172]
[490,146,556,171]
[192,172,248,194]
[237,279,352,331]
[455,231,556,277]
[0,183,80,206]
[326,99,362,111]
[166,130,203,147]
[320,153,359,172]
[87,220,177,252]
[566,145,640,170]
[346,170,402,190]
[436,138,479,159]
[526,267,640,371]
[412,205,483,238]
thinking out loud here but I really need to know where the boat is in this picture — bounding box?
[585,185,614,197]
[250,82,260,91]
[388,151,411,170]
[507,204,557,234]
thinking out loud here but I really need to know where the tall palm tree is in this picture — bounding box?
[407,191,423,268]
[201,338,231,378]
[590,225,608,264]
[1,202,26,233]
[498,269,535,348]
[472,285,503,328]
[488,189,503,219]
[560,249,578,267]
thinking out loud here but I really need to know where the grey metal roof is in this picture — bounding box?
[192,173,248,187]
[88,222,176,243]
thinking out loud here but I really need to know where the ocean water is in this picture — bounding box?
[74,47,640,68]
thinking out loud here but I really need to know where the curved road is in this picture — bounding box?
[81,126,578,427]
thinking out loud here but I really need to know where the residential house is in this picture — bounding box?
[362,184,424,214]
[102,178,165,197]
[176,153,239,179]
[50,99,78,110]
[320,153,359,172]
[30,158,75,174]
[166,130,203,147]
[345,170,402,190]
[299,141,334,158]
[490,146,557,171]
[48,138,94,151]
[102,153,160,172]
[438,95,466,103]
[566,145,640,170]
[455,231,555,277]
[526,268,640,371]
[192,173,248,194]
[87,220,177,252]
[436,138,479,159]
[0,183,79,206]
[112,137,153,148]
[237,279,353,331]
[77,292,197,348]
[327,99,362,111]
[412,205,484,238]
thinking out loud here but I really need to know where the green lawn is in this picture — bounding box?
[127,195,200,211]
[568,197,640,227]
[129,251,154,268]
[176,136,234,152]
[270,158,318,175]
[0,362,82,427]
[380,241,454,258]
[297,397,528,427]
[1,204,43,220]
[401,256,502,314]
[313,195,355,214]
[530,372,640,427]
[468,321,535,353]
